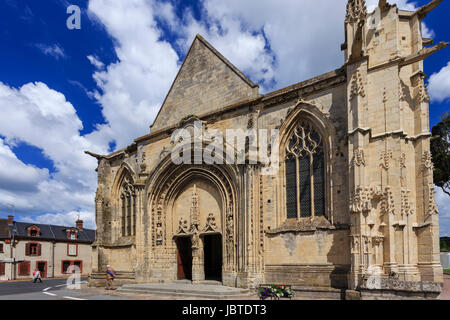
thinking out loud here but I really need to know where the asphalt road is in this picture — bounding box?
[0,278,88,299]
[0,278,128,300]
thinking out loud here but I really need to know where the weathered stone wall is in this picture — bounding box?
[151,35,259,132]
[89,1,446,298]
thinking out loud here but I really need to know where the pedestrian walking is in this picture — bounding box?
[105,264,116,290]
[32,268,42,283]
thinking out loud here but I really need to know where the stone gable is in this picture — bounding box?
[150,35,259,132]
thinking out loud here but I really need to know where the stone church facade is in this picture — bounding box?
[87,0,447,298]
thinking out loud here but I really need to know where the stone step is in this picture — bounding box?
[117,283,254,299]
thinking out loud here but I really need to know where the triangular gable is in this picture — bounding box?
[150,34,259,132]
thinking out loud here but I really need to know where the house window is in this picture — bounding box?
[27,226,40,237]
[26,243,41,256]
[62,261,71,274]
[0,262,5,276]
[285,120,325,219]
[0,243,3,253]
[62,260,83,274]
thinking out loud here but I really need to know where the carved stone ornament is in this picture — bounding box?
[380,186,395,217]
[177,217,189,234]
[401,188,413,217]
[427,184,439,216]
[352,148,366,167]
[350,186,372,213]
[203,213,217,232]
[350,70,365,99]
[380,150,393,170]
[399,153,407,169]
[155,222,163,245]
[351,235,360,254]
[417,76,431,104]
[421,151,434,173]
[346,0,367,24]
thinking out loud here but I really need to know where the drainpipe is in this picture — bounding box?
[52,240,55,278]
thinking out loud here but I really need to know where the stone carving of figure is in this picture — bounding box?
[156,222,163,245]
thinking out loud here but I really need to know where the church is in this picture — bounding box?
[86,0,447,299]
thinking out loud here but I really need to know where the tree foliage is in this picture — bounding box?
[431,112,450,196]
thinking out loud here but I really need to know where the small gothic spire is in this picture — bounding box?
[346,0,368,24]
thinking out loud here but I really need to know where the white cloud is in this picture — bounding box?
[87,55,105,70]
[428,61,450,103]
[35,43,66,60]
[0,138,49,193]
[20,210,96,230]
[436,186,450,236]
[86,0,180,149]
[421,22,435,39]
[0,81,106,219]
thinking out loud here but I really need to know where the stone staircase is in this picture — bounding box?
[117,281,255,299]
[88,271,136,287]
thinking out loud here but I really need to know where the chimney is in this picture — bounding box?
[7,215,13,225]
[76,219,83,230]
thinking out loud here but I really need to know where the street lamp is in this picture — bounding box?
[7,203,16,280]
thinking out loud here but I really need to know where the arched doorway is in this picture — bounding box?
[203,234,222,281]
[146,160,239,284]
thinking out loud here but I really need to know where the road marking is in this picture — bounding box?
[63,296,86,300]
[43,287,52,292]
[43,292,57,296]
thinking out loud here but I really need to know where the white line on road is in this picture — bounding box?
[43,287,52,291]
[43,292,57,296]
[63,296,86,300]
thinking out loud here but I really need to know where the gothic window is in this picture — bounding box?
[120,178,136,237]
[285,120,325,219]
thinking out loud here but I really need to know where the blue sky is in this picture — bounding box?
[0,0,448,234]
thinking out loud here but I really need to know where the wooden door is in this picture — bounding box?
[37,261,47,278]
[176,237,192,280]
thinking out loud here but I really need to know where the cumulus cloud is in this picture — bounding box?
[436,186,450,236]
[428,62,450,103]
[20,210,96,230]
[86,0,180,149]
[0,81,106,217]
[0,138,49,193]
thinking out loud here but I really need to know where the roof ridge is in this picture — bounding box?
[150,34,258,130]
[194,34,258,88]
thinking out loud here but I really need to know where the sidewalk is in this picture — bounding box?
[440,274,450,300]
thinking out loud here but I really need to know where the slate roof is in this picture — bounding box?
[0,219,95,243]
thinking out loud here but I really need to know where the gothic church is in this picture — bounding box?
[87,0,447,299]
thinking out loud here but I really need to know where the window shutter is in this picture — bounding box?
[37,243,41,256]
[25,261,30,275]
[0,262,5,275]
[25,243,30,256]
[18,261,30,276]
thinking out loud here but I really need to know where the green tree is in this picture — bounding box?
[431,112,450,196]
[441,238,449,252]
